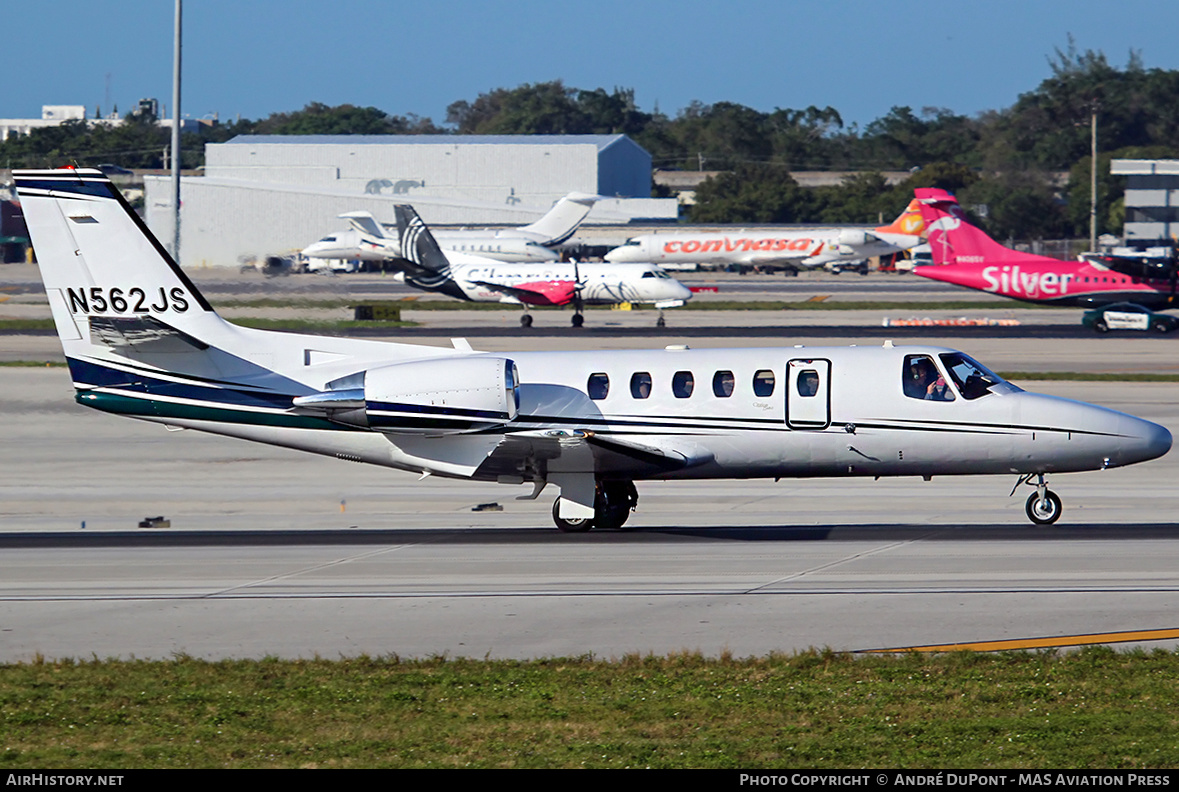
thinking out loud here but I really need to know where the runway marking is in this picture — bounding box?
[862,628,1179,653]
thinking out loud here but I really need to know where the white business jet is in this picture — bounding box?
[383,204,691,327]
[15,169,1171,531]
[303,191,600,264]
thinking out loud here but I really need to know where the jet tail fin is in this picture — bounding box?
[517,192,599,246]
[914,187,1029,265]
[875,198,925,238]
[393,205,453,278]
[340,210,390,240]
[14,168,228,354]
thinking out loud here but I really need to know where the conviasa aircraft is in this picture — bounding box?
[15,169,1171,530]
[365,204,692,327]
[604,199,925,269]
[915,187,1178,307]
[303,191,600,264]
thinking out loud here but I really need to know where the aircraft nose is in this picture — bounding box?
[672,280,693,300]
[1121,415,1172,466]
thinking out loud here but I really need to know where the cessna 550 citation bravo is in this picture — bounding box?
[16,168,1171,530]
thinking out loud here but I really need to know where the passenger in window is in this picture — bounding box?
[631,372,652,399]
[904,357,935,399]
[673,371,694,398]
[797,371,819,397]
[587,373,609,401]
[713,370,735,397]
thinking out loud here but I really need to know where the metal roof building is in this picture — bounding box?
[145,134,675,268]
[1111,159,1179,245]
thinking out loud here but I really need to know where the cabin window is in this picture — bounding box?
[753,369,775,397]
[938,352,1018,400]
[796,369,820,397]
[902,354,954,401]
[712,370,735,398]
[587,373,610,401]
[630,372,652,399]
[672,371,694,398]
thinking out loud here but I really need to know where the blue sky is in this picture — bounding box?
[6,1,1178,129]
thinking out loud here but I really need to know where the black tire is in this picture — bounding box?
[520,314,533,328]
[552,498,593,532]
[1153,320,1173,334]
[1094,320,1109,333]
[571,313,585,328]
[656,316,666,328]
[597,480,638,531]
[1025,490,1062,525]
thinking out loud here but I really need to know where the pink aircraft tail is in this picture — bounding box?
[914,188,1026,265]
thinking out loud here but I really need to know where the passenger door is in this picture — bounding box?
[786,358,831,430]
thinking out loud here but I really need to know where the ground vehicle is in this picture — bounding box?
[1081,303,1179,334]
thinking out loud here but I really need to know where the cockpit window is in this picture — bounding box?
[903,354,954,401]
[937,353,1021,400]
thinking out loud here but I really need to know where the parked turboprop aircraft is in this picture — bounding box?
[303,191,599,264]
[374,204,692,327]
[15,169,1171,530]
[914,188,1179,307]
[603,199,925,270]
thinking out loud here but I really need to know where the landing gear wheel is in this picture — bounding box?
[552,498,593,532]
[520,314,533,328]
[656,314,666,328]
[1025,490,1062,525]
[571,313,584,328]
[597,480,639,531]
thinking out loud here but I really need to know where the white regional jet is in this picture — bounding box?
[605,199,925,270]
[15,168,1172,531]
[361,204,692,327]
[303,191,600,265]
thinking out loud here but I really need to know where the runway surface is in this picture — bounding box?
[3,365,1179,661]
[5,265,1179,660]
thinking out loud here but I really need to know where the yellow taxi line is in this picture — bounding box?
[861,628,1179,653]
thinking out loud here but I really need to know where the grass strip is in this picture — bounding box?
[0,360,66,367]
[3,647,1179,768]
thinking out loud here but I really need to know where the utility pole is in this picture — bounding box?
[171,0,182,263]
[1090,107,1098,253]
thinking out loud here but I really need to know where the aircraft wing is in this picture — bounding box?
[473,430,715,480]
[468,279,577,307]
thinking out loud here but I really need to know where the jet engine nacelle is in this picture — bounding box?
[836,229,872,248]
[296,356,520,435]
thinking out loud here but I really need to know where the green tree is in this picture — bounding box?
[689,164,813,223]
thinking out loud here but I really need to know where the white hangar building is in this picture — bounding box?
[144,134,676,268]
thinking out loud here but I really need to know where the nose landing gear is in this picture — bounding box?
[1013,473,1062,525]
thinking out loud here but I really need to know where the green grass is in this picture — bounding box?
[3,648,1179,768]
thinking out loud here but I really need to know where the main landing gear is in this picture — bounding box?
[520,312,533,327]
[552,480,638,532]
[1013,473,1062,525]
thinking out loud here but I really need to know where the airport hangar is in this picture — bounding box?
[143,134,678,269]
